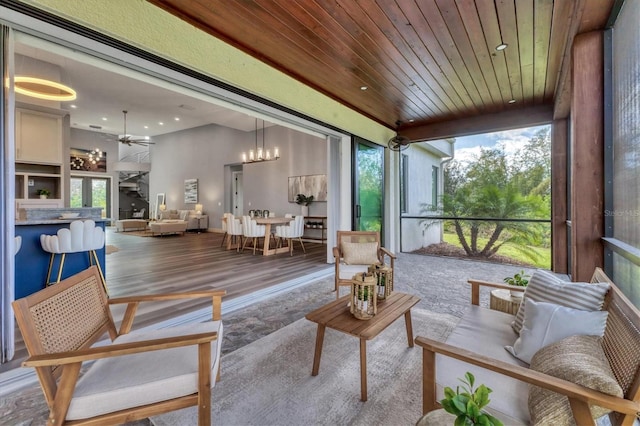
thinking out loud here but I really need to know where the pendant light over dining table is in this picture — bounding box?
[242,118,279,163]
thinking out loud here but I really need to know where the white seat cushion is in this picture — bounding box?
[338,264,369,280]
[66,321,222,420]
[436,306,529,425]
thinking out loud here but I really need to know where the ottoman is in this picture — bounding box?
[116,219,148,232]
[149,220,188,236]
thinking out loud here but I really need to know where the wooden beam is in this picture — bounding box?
[400,104,553,141]
[551,119,568,274]
[570,31,604,282]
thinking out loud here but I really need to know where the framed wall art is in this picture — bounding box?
[184,178,198,203]
[288,174,327,202]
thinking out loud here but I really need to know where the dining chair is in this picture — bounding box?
[12,266,225,425]
[220,212,232,247]
[227,214,243,251]
[241,215,266,255]
[275,215,306,256]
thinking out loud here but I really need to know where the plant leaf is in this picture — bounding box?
[485,413,504,426]
[444,386,456,399]
[465,372,475,388]
[441,399,459,415]
[454,414,468,426]
[452,395,468,413]
[475,385,490,409]
[467,400,480,420]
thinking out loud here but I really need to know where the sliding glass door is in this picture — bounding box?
[353,137,384,239]
[70,176,111,218]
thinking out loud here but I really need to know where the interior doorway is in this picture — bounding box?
[70,176,112,218]
[231,170,243,217]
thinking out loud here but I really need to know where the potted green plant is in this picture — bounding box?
[440,372,503,426]
[295,193,314,216]
[36,189,51,199]
[503,270,530,299]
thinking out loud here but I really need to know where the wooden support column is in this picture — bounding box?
[570,31,604,282]
[551,119,568,274]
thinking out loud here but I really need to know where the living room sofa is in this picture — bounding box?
[158,209,208,231]
[415,268,640,425]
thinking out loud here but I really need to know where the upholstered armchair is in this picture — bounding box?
[333,231,396,299]
[12,266,225,425]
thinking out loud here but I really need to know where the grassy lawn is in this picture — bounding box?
[443,232,551,269]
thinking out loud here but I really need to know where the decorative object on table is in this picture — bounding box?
[36,188,51,199]
[350,272,377,320]
[184,178,198,203]
[440,372,503,426]
[368,263,393,300]
[262,209,270,218]
[295,193,314,216]
[503,269,529,299]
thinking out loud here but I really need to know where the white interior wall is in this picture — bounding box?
[149,123,327,227]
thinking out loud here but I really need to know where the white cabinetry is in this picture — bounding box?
[16,108,63,164]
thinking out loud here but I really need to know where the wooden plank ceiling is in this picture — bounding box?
[147,0,613,139]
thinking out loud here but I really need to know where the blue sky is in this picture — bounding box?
[453,124,550,164]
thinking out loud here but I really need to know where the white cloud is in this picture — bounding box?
[452,125,548,165]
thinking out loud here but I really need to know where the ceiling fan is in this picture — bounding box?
[118,110,154,146]
[387,121,411,151]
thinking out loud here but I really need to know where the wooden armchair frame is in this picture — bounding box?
[12,266,226,426]
[333,231,396,299]
[415,268,640,426]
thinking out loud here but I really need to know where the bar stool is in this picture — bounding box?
[15,236,22,255]
[40,220,107,293]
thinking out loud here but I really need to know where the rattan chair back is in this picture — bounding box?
[12,267,117,404]
[591,268,640,406]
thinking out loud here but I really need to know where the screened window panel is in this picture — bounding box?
[612,0,640,304]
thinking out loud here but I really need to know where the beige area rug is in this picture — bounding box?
[105,245,119,254]
[150,308,459,426]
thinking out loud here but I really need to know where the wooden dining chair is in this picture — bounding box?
[12,266,225,425]
[333,231,396,299]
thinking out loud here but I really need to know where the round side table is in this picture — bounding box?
[489,289,522,315]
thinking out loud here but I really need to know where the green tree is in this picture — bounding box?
[426,130,551,262]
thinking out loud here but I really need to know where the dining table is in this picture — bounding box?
[254,216,294,256]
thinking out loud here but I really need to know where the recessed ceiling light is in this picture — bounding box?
[508,99,516,104]
[70,104,77,109]
[145,136,150,140]
[496,43,508,51]
[174,117,180,121]
[144,125,149,129]
[101,117,107,121]
[158,122,164,126]
[409,119,415,123]
[360,86,368,91]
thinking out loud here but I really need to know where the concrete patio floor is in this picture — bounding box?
[0,253,538,425]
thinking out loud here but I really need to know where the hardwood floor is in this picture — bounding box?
[104,228,331,328]
[1,228,331,374]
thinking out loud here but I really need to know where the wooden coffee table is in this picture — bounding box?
[305,292,420,401]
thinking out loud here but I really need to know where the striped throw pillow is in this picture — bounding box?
[511,270,610,334]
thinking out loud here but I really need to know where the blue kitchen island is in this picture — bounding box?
[15,207,110,299]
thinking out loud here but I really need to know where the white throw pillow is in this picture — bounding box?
[505,299,608,364]
[512,270,609,334]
